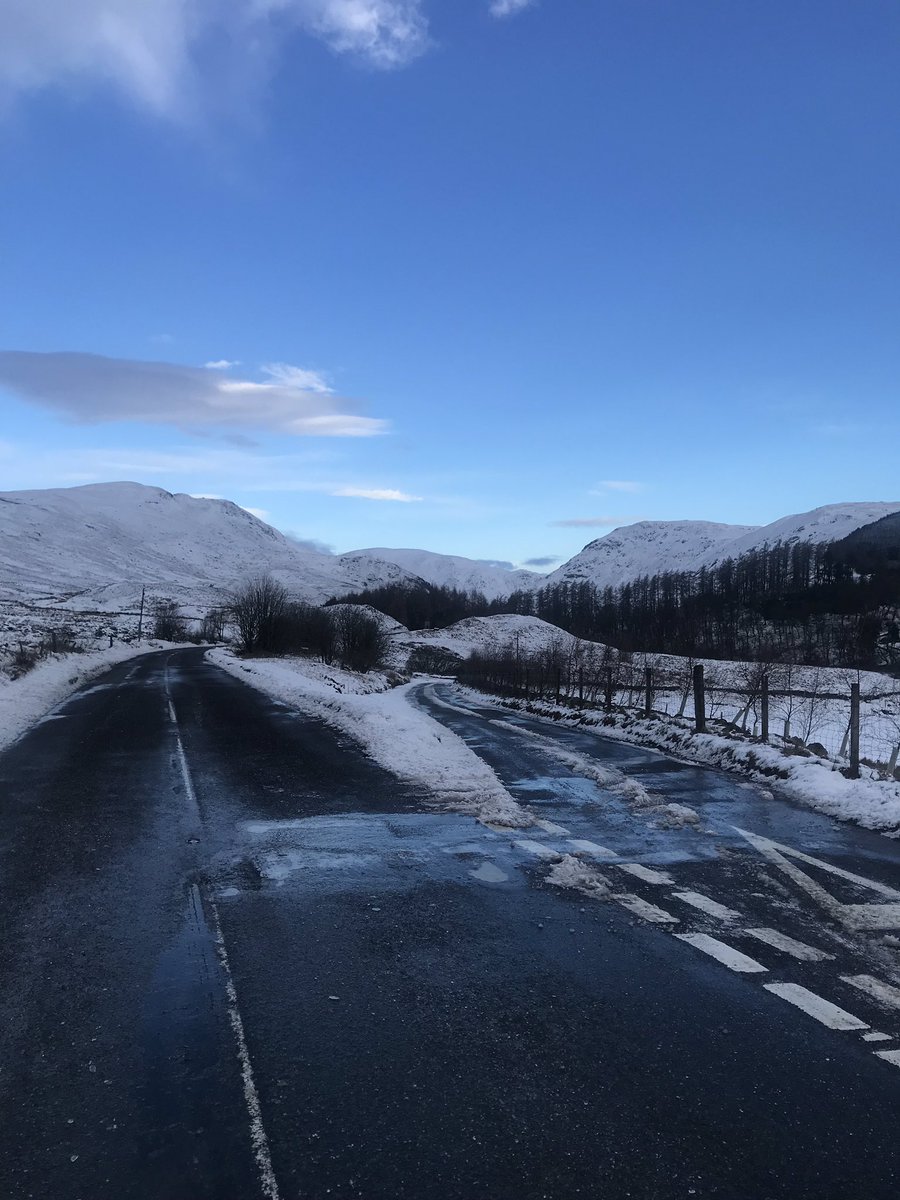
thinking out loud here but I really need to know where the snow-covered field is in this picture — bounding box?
[207,649,530,828]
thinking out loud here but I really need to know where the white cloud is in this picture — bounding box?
[204,359,240,370]
[0,0,430,119]
[591,480,644,494]
[0,350,387,438]
[489,0,536,17]
[240,505,271,521]
[332,486,422,502]
[551,515,645,528]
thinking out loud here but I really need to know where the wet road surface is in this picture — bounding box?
[2,649,900,1199]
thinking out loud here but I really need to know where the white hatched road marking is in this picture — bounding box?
[876,1049,900,1068]
[613,894,679,924]
[841,974,900,1011]
[567,838,617,857]
[863,1032,894,1043]
[735,827,900,931]
[674,933,767,973]
[618,863,674,886]
[764,983,869,1031]
[671,891,740,921]
[743,927,835,962]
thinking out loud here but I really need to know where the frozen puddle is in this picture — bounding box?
[469,862,510,884]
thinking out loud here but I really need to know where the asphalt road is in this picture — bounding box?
[2,649,900,1200]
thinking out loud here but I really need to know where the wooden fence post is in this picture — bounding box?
[761,674,769,743]
[693,664,706,734]
[849,683,860,779]
[644,667,653,719]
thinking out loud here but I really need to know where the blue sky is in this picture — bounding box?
[1,0,898,569]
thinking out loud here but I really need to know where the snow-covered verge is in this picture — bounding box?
[207,650,531,828]
[0,641,179,754]
[460,687,900,835]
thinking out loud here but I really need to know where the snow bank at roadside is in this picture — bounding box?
[0,641,178,754]
[207,650,531,828]
[465,688,900,834]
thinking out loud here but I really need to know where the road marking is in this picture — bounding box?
[863,1032,894,1043]
[735,827,900,931]
[613,894,679,924]
[567,838,617,857]
[675,933,767,973]
[514,839,561,860]
[618,863,674,886]
[534,819,571,836]
[763,982,869,1030]
[743,927,835,962]
[875,1049,900,1068]
[841,974,900,1011]
[671,891,740,921]
[209,899,282,1200]
[167,699,177,723]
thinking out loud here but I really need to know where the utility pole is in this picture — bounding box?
[137,585,145,643]
[849,682,861,780]
[693,664,706,734]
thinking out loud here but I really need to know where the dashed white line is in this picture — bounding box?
[514,840,561,860]
[613,894,679,924]
[674,933,767,973]
[743,927,834,962]
[841,974,900,1012]
[534,819,571,836]
[875,1049,900,1068]
[567,838,617,857]
[863,1032,894,1043]
[763,982,869,1031]
[671,891,740,921]
[618,863,674,886]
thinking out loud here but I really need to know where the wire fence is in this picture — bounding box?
[460,651,900,782]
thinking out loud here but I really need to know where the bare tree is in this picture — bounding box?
[229,575,288,653]
[151,598,188,642]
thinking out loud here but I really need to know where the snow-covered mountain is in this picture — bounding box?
[538,502,900,592]
[353,547,541,600]
[696,502,900,567]
[541,520,757,591]
[0,482,421,611]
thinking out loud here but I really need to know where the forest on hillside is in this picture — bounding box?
[334,515,900,672]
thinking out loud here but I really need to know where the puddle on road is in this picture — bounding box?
[219,811,530,895]
[469,862,510,884]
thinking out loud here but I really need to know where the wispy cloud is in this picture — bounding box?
[0,1,430,120]
[591,480,644,494]
[523,555,560,567]
[489,0,536,17]
[332,486,422,502]
[204,359,241,370]
[0,351,387,438]
[551,515,645,528]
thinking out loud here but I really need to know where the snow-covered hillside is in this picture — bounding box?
[697,502,900,567]
[0,482,421,611]
[541,521,756,591]
[394,614,603,664]
[540,502,900,591]
[354,547,542,599]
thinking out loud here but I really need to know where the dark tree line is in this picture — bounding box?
[335,532,900,671]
